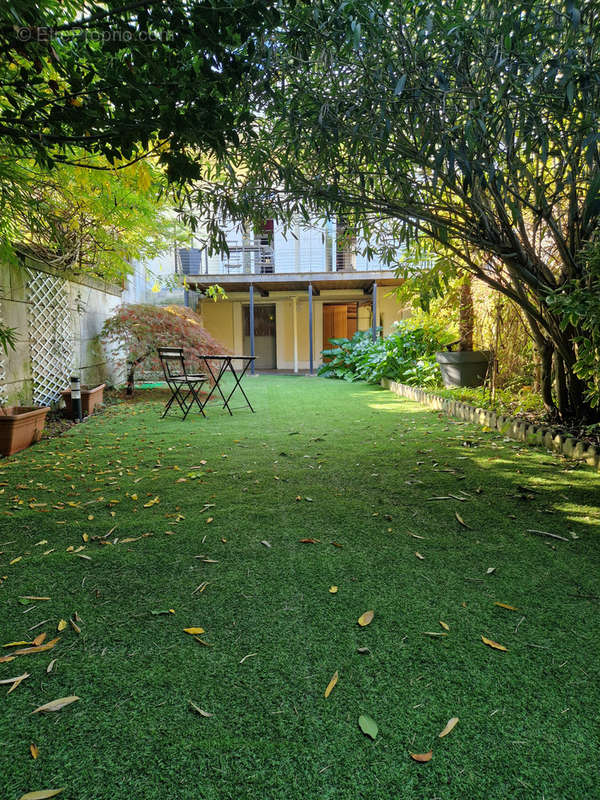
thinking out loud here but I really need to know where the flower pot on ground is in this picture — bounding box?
[0,406,50,456]
[62,383,106,418]
[435,350,491,388]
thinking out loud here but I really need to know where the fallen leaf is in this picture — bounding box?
[439,717,459,737]
[439,621,450,631]
[415,551,424,560]
[31,695,79,713]
[486,567,496,575]
[3,641,31,648]
[299,538,320,544]
[193,637,213,647]
[324,670,338,698]
[57,620,67,632]
[358,610,374,627]
[13,638,60,656]
[358,714,378,739]
[0,672,30,685]
[69,618,81,634]
[30,742,39,759]
[482,636,508,652]
[494,602,518,611]
[410,751,433,762]
[329,586,338,594]
[261,540,271,548]
[18,791,64,800]
[424,632,448,637]
[0,655,15,663]
[32,633,47,646]
[46,659,56,673]
[455,512,472,529]
[356,647,371,654]
[10,556,22,565]
[189,700,213,717]
[331,541,343,547]
[183,627,205,635]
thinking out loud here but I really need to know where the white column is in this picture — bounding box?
[292,296,298,373]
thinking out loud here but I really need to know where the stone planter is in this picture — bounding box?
[0,406,50,456]
[435,351,490,388]
[62,383,106,418]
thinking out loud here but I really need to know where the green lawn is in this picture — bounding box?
[1,376,599,800]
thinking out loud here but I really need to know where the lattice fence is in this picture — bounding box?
[27,269,74,406]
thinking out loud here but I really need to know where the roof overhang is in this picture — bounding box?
[186,271,402,294]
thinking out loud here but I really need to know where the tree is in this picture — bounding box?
[101,303,226,393]
[1,152,187,282]
[0,0,279,179]
[195,0,600,421]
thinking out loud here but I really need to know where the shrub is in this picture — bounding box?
[318,320,453,386]
[101,303,227,393]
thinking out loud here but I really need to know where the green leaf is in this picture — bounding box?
[358,714,378,739]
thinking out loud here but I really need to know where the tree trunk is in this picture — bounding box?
[126,363,136,396]
[458,273,474,351]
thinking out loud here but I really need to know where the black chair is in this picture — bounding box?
[157,347,208,419]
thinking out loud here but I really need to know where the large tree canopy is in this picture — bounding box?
[192,0,600,421]
[1,0,279,178]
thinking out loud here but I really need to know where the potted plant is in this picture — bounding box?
[435,274,490,387]
[62,382,106,418]
[0,404,51,456]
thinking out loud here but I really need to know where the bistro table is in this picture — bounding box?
[199,355,256,415]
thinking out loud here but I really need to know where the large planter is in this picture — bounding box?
[435,351,490,388]
[0,406,50,456]
[62,383,106,418]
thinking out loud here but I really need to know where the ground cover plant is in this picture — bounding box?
[319,320,453,386]
[0,376,599,799]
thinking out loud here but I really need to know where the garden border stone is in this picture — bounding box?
[380,378,600,473]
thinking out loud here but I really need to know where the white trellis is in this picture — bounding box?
[27,269,74,406]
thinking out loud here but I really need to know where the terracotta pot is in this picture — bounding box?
[0,406,50,456]
[62,384,106,418]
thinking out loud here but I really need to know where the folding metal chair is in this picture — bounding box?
[157,347,208,419]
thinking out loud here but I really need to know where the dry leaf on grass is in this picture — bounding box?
[415,551,424,560]
[438,717,459,738]
[494,602,518,611]
[190,700,213,717]
[30,743,39,759]
[46,659,56,673]
[299,538,320,544]
[410,751,433,762]
[183,627,205,635]
[324,670,338,698]
[19,790,64,800]
[0,672,29,685]
[13,638,60,656]
[439,621,450,631]
[7,672,30,694]
[32,633,47,647]
[481,636,508,652]
[31,695,79,714]
[358,610,374,627]
[455,512,472,529]
[329,586,338,594]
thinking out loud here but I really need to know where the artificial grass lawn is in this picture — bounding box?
[1,376,599,800]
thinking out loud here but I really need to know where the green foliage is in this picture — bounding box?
[546,242,600,408]
[0,1,279,179]
[0,154,185,282]
[318,320,453,386]
[0,322,18,356]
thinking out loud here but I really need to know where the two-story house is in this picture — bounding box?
[175,216,409,372]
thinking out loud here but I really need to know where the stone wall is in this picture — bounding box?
[0,256,122,406]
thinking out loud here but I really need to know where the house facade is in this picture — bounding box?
[175,217,409,372]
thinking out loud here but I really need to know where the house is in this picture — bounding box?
[174,216,410,372]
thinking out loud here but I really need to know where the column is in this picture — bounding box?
[249,284,255,375]
[292,296,298,373]
[308,284,314,374]
[372,282,377,342]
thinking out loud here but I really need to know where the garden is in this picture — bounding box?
[1,1,600,799]
[1,376,599,800]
